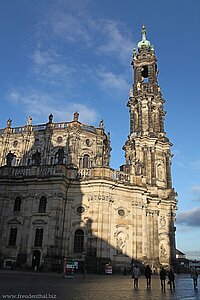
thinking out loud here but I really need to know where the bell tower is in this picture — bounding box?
[123,25,172,189]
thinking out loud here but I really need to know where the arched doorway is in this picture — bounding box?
[32,250,41,271]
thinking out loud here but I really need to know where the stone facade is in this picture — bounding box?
[0,26,177,272]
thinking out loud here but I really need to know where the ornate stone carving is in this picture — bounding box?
[132,200,146,209]
[114,226,129,254]
[160,216,166,228]
[88,194,113,203]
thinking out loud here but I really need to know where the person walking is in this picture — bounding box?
[132,265,141,288]
[160,267,167,290]
[168,268,175,290]
[144,264,152,288]
[191,268,198,289]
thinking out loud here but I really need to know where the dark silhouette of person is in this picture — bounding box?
[144,264,152,288]
[191,268,198,289]
[132,265,141,288]
[168,268,175,290]
[6,151,15,166]
[160,267,167,290]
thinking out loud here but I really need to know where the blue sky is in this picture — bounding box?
[0,0,200,259]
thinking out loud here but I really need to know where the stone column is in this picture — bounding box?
[153,210,159,266]
[151,149,156,186]
[142,205,147,261]
[166,154,172,188]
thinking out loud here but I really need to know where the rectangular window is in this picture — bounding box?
[14,197,21,212]
[9,228,17,246]
[34,228,43,247]
[38,197,47,213]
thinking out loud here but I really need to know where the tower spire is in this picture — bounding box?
[137,24,151,51]
[141,24,147,41]
[123,26,172,188]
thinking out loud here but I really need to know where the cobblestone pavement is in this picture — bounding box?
[0,270,199,300]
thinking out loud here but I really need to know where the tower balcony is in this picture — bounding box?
[78,167,130,183]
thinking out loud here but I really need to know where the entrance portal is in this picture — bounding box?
[32,250,41,271]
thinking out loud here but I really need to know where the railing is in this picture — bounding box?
[77,168,130,183]
[0,165,68,178]
[0,121,98,134]
[0,165,130,183]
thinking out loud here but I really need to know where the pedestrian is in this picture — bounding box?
[191,268,198,289]
[123,267,127,275]
[168,268,175,290]
[160,267,167,290]
[132,265,141,288]
[144,264,152,288]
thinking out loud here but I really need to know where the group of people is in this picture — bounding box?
[132,265,199,290]
[159,267,175,290]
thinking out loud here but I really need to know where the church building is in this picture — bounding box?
[0,26,177,272]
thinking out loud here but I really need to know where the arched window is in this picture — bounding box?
[9,227,17,246]
[83,154,90,168]
[14,197,21,212]
[74,229,84,253]
[34,228,43,247]
[141,65,148,83]
[38,196,47,213]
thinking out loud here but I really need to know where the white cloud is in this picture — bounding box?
[190,160,200,170]
[7,89,98,125]
[31,48,77,86]
[32,49,53,65]
[38,4,135,63]
[190,185,200,202]
[184,250,200,260]
[29,4,135,98]
[51,13,91,44]
[97,20,134,63]
[176,206,200,227]
[98,70,129,92]
[172,148,187,168]
[192,185,200,194]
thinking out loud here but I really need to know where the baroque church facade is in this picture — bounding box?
[0,26,177,272]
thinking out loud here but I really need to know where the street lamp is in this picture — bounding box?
[82,252,86,279]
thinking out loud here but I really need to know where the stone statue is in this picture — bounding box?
[137,82,141,91]
[95,153,102,166]
[151,45,155,53]
[132,48,137,59]
[129,89,133,98]
[160,244,167,258]
[99,120,104,129]
[73,111,79,122]
[157,165,163,180]
[27,116,32,126]
[116,233,126,254]
[32,150,41,165]
[56,147,64,164]
[160,216,166,228]
[6,151,15,166]
[7,119,12,128]
[48,113,53,124]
